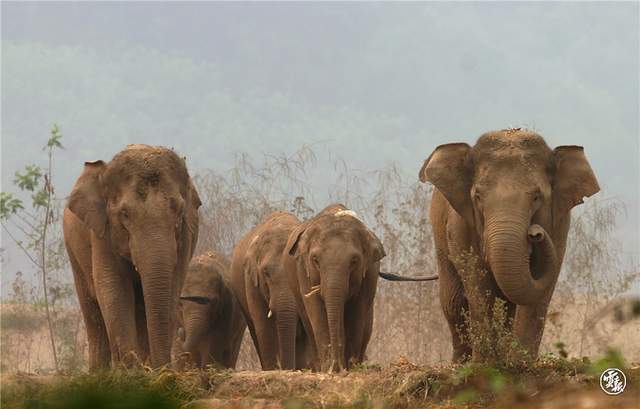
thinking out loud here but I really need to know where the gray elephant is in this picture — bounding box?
[174,251,246,369]
[284,204,385,371]
[63,144,201,369]
[419,129,599,361]
[230,211,312,370]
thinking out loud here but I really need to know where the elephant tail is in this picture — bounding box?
[378,272,439,282]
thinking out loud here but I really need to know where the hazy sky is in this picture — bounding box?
[2,3,638,290]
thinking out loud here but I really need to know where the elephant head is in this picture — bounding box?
[67,144,201,366]
[285,204,385,370]
[244,225,299,369]
[419,129,599,305]
[178,252,228,367]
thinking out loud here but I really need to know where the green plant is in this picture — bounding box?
[1,368,206,409]
[588,348,628,375]
[1,124,65,372]
[451,250,530,370]
[553,341,569,359]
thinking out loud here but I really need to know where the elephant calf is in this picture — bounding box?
[284,204,386,371]
[174,251,246,369]
[230,211,313,370]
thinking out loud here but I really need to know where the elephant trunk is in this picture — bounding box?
[134,230,178,367]
[274,292,298,370]
[182,304,210,367]
[323,274,347,372]
[485,213,558,306]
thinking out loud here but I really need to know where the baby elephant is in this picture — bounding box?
[174,251,246,369]
[230,211,313,370]
[285,204,386,371]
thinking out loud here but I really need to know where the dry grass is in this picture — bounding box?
[2,355,638,409]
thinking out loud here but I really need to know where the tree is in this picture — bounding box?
[1,124,64,372]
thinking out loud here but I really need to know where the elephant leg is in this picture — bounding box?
[190,345,202,368]
[361,310,373,361]
[228,315,246,369]
[213,324,236,368]
[200,336,213,368]
[439,259,471,363]
[242,316,266,368]
[250,306,278,370]
[344,283,376,368]
[344,302,364,368]
[302,293,331,371]
[289,270,318,370]
[504,299,516,331]
[295,321,315,369]
[81,297,111,370]
[460,269,498,362]
[295,267,330,370]
[68,252,111,370]
[92,236,140,366]
[514,301,550,358]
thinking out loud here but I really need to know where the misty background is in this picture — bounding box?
[2,2,639,294]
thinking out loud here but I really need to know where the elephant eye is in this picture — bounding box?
[120,208,129,220]
[311,255,320,268]
[533,191,542,203]
[171,198,185,218]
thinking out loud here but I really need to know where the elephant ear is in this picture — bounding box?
[243,242,260,288]
[178,177,201,267]
[67,160,108,238]
[419,143,473,226]
[552,145,600,217]
[356,228,386,281]
[185,177,201,237]
[366,229,386,263]
[285,223,308,256]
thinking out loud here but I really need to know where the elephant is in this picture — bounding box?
[173,251,246,369]
[284,204,386,371]
[230,211,313,370]
[419,128,599,362]
[62,144,201,369]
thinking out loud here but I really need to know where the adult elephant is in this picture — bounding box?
[63,144,201,369]
[230,211,311,370]
[419,129,599,362]
[284,204,385,372]
[174,251,246,369]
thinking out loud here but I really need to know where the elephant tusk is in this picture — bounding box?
[267,310,273,318]
[304,285,321,298]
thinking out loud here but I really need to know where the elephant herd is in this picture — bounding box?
[62,129,599,372]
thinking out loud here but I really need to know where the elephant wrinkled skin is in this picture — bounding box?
[285,204,385,371]
[173,251,246,369]
[230,211,313,370]
[63,144,201,369]
[419,129,599,362]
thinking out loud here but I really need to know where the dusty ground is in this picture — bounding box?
[2,359,638,409]
[183,369,639,409]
